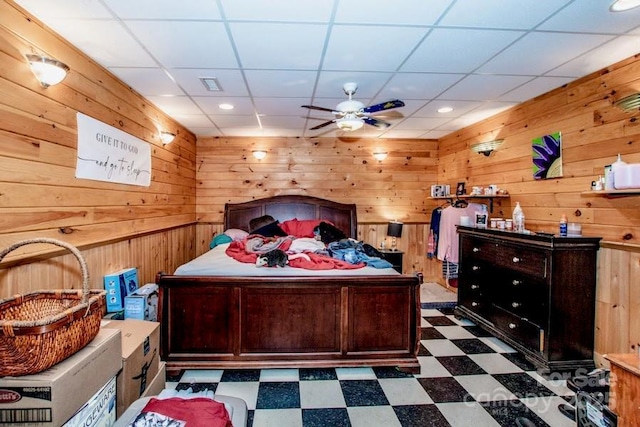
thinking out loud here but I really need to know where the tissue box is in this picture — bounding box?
[104,268,139,312]
[614,163,640,189]
[124,283,159,321]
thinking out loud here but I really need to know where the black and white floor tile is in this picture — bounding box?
[165,307,576,427]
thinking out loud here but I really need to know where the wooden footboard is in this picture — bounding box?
[156,273,421,373]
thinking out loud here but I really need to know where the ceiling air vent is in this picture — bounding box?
[615,93,640,112]
[200,77,222,92]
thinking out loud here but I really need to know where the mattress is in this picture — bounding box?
[174,243,399,277]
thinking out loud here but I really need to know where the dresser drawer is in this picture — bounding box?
[490,305,544,353]
[460,237,499,263]
[499,245,548,278]
[492,274,548,326]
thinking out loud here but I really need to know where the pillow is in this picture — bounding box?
[280,219,332,238]
[249,215,287,237]
[209,234,232,249]
[224,228,249,241]
[314,221,347,244]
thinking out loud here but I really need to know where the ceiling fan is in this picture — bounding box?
[302,82,405,132]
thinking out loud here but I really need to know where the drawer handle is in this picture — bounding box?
[472,265,480,271]
[471,284,479,290]
[511,302,521,308]
[512,279,522,286]
[471,302,479,307]
[512,257,521,263]
[509,323,517,329]
[473,247,480,253]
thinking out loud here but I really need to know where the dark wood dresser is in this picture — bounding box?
[455,226,601,373]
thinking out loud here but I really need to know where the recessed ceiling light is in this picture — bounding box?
[609,0,640,11]
[218,103,234,110]
[200,77,222,91]
[437,106,454,113]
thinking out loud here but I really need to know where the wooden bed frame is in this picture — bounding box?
[157,195,421,373]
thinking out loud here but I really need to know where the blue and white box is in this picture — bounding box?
[125,283,159,322]
[103,268,139,313]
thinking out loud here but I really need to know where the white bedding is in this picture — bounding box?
[174,243,399,277]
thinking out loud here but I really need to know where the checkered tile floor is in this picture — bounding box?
[165,307,576,427]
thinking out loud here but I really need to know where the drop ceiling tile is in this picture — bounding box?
[453,101,518,124]
[220,0,334,22]
[478,32,615,75]
[188,127,223,137]
[334,0,453,25]
[414,100,483,118]
[323,25,428,72]
[124,21,238,68]
[44,20,156,67]
[438,0,571,29]
[230,23,326,69]
[440,74,531,101]
[401,28,525,73]
[15,0,112,19]
[380,73,465,100]
[254,98,311,116]
[243,70,318,97]
[193,97,256,115]
[258,116,308,128]
[393,117,452,130]
[108,68,184,96]
[169,69,248,97]
[419,130,452,139]
[208,115,260,128]
[314,72,393,98]
[145,95,203,116]
[549,35,640,77]
[103,0,221,19]
[172,114,216,129]
[497,76,575,102]
[538,1,640,34]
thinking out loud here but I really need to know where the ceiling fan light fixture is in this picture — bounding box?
[336,117,364,131]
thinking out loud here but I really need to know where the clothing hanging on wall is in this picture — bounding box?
[427,207,442,259]
[436,202,487,265]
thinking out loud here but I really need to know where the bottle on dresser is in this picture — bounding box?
[512,202,525,232]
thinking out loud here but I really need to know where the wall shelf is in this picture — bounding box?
[430,194,509,213]
[581,190,640,198]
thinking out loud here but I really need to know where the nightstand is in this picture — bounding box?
[379,250,403,273]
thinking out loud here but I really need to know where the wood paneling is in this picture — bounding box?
[0,2,196,272]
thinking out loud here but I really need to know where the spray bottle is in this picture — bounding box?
[559,213,568,237]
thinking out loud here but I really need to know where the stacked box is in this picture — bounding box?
[103,268,139,312]
[124,283,159,321]
[101,319,160,418]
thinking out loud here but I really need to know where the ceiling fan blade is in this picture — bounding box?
[309,120,335,130]
[363,117,392,129]
[302,105,336,113]
[363,99,405,114]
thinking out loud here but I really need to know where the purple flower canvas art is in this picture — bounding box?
[532,131,563,180]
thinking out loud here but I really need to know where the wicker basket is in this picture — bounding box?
[0,238,106,377]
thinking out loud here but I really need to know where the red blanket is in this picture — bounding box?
[225,237,364,270]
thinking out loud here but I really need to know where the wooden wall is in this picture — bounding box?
[0,2,196,297]
[195,137,442,280]
[438,53,640,363]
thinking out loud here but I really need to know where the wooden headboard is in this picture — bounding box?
[224,195,357,238]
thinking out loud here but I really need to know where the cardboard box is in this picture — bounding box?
[63,376,117,427]
[101,319,160,418]
[0,328,121,426]
[103,268,139,312]
[124,283,159,321]
[141,361,166,399]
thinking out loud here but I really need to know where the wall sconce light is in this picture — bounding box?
[471,139,503,156]
[26,54,69,88]
[160,131,176,145]
[373,152,388,161]
[252,150,267,160]
[386,220,403,251]
[614,93,640,112]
